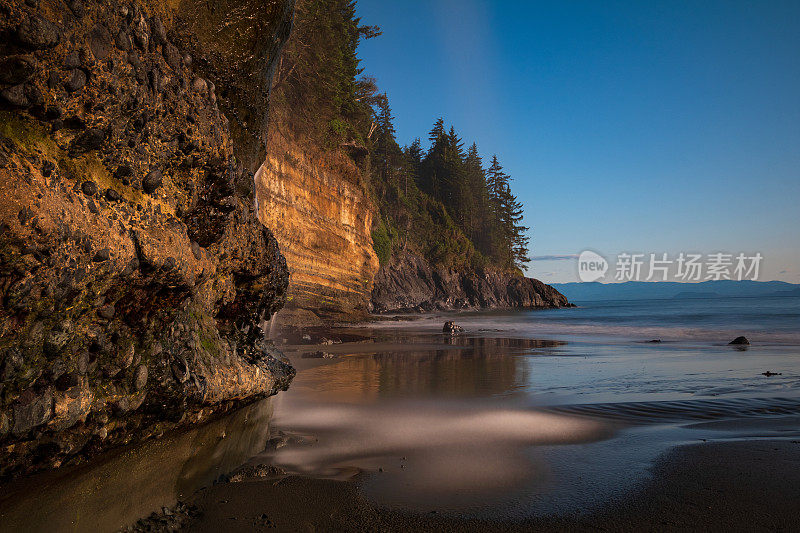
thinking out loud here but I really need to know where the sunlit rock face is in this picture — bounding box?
[0,0,295,479]
[256,132,379,319]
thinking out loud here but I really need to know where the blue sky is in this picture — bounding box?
[355,0,800,283]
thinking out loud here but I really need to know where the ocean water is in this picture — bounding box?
[432,295,800,344]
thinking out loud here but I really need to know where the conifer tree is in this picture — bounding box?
[372,93,402,183]
[464,143,489,250]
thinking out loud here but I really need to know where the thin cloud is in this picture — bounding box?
[529,254,579,261]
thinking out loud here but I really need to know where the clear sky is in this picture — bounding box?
[355,0,800,283]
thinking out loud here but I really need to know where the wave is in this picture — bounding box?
[371,313,800,344]
[547,396,800,424]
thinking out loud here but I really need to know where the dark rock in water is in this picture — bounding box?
[17,15,60,49]
[729,336,750,345]
[64,68,87,92]
[443,321,464,334]
[0,55,36,85]
[301,351,336,359]
[142,170,162,194]
[226,463,287,483]
[81,181,98,196]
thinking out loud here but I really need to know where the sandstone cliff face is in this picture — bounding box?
[0,0,295,478]
[256,133,379,319]
[371,252,571,313]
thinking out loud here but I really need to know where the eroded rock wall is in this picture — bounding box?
[371,252,571,313]
[256,133,379,319]
[0,0,295,478]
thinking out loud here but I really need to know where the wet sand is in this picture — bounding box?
[179,324,800,531]
[187,439,800,532]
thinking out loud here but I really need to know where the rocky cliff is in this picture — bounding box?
[256,132,379,320]
[0,0,295,479]
[371,252,571,313]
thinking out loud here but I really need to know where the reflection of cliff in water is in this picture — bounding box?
[289,336,566,401]
[0,400,274,532]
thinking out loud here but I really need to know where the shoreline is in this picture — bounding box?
[182,438,800,532]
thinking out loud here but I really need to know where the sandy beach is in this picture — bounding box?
[186,438,800,532]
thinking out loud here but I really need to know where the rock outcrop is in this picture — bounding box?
[0,0,295,479]
[256,131,379,319]
[371,252,571,313]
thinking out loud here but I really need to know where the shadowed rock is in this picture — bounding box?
[373,252,572,313]
[0,0,296,480]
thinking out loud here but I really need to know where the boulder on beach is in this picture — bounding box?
[728,336,750,345]
[443,321,464,334]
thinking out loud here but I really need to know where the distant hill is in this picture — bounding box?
[551,280,800,302]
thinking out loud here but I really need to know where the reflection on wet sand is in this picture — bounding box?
[0,399,274,533]
[260,335,618,510]
[285,335,566,401]
[266,399,613,510]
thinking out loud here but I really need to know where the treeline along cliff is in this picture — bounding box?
[259,0,570,318]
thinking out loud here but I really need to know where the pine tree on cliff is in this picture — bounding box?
[372,93,402,183]
[421,118,446,200]
[428,118,445,145]
[443,126,470,231]
[402,138,423,197]
[505,186,530,269]
[485,155,530,268]
[464,142,490,251]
